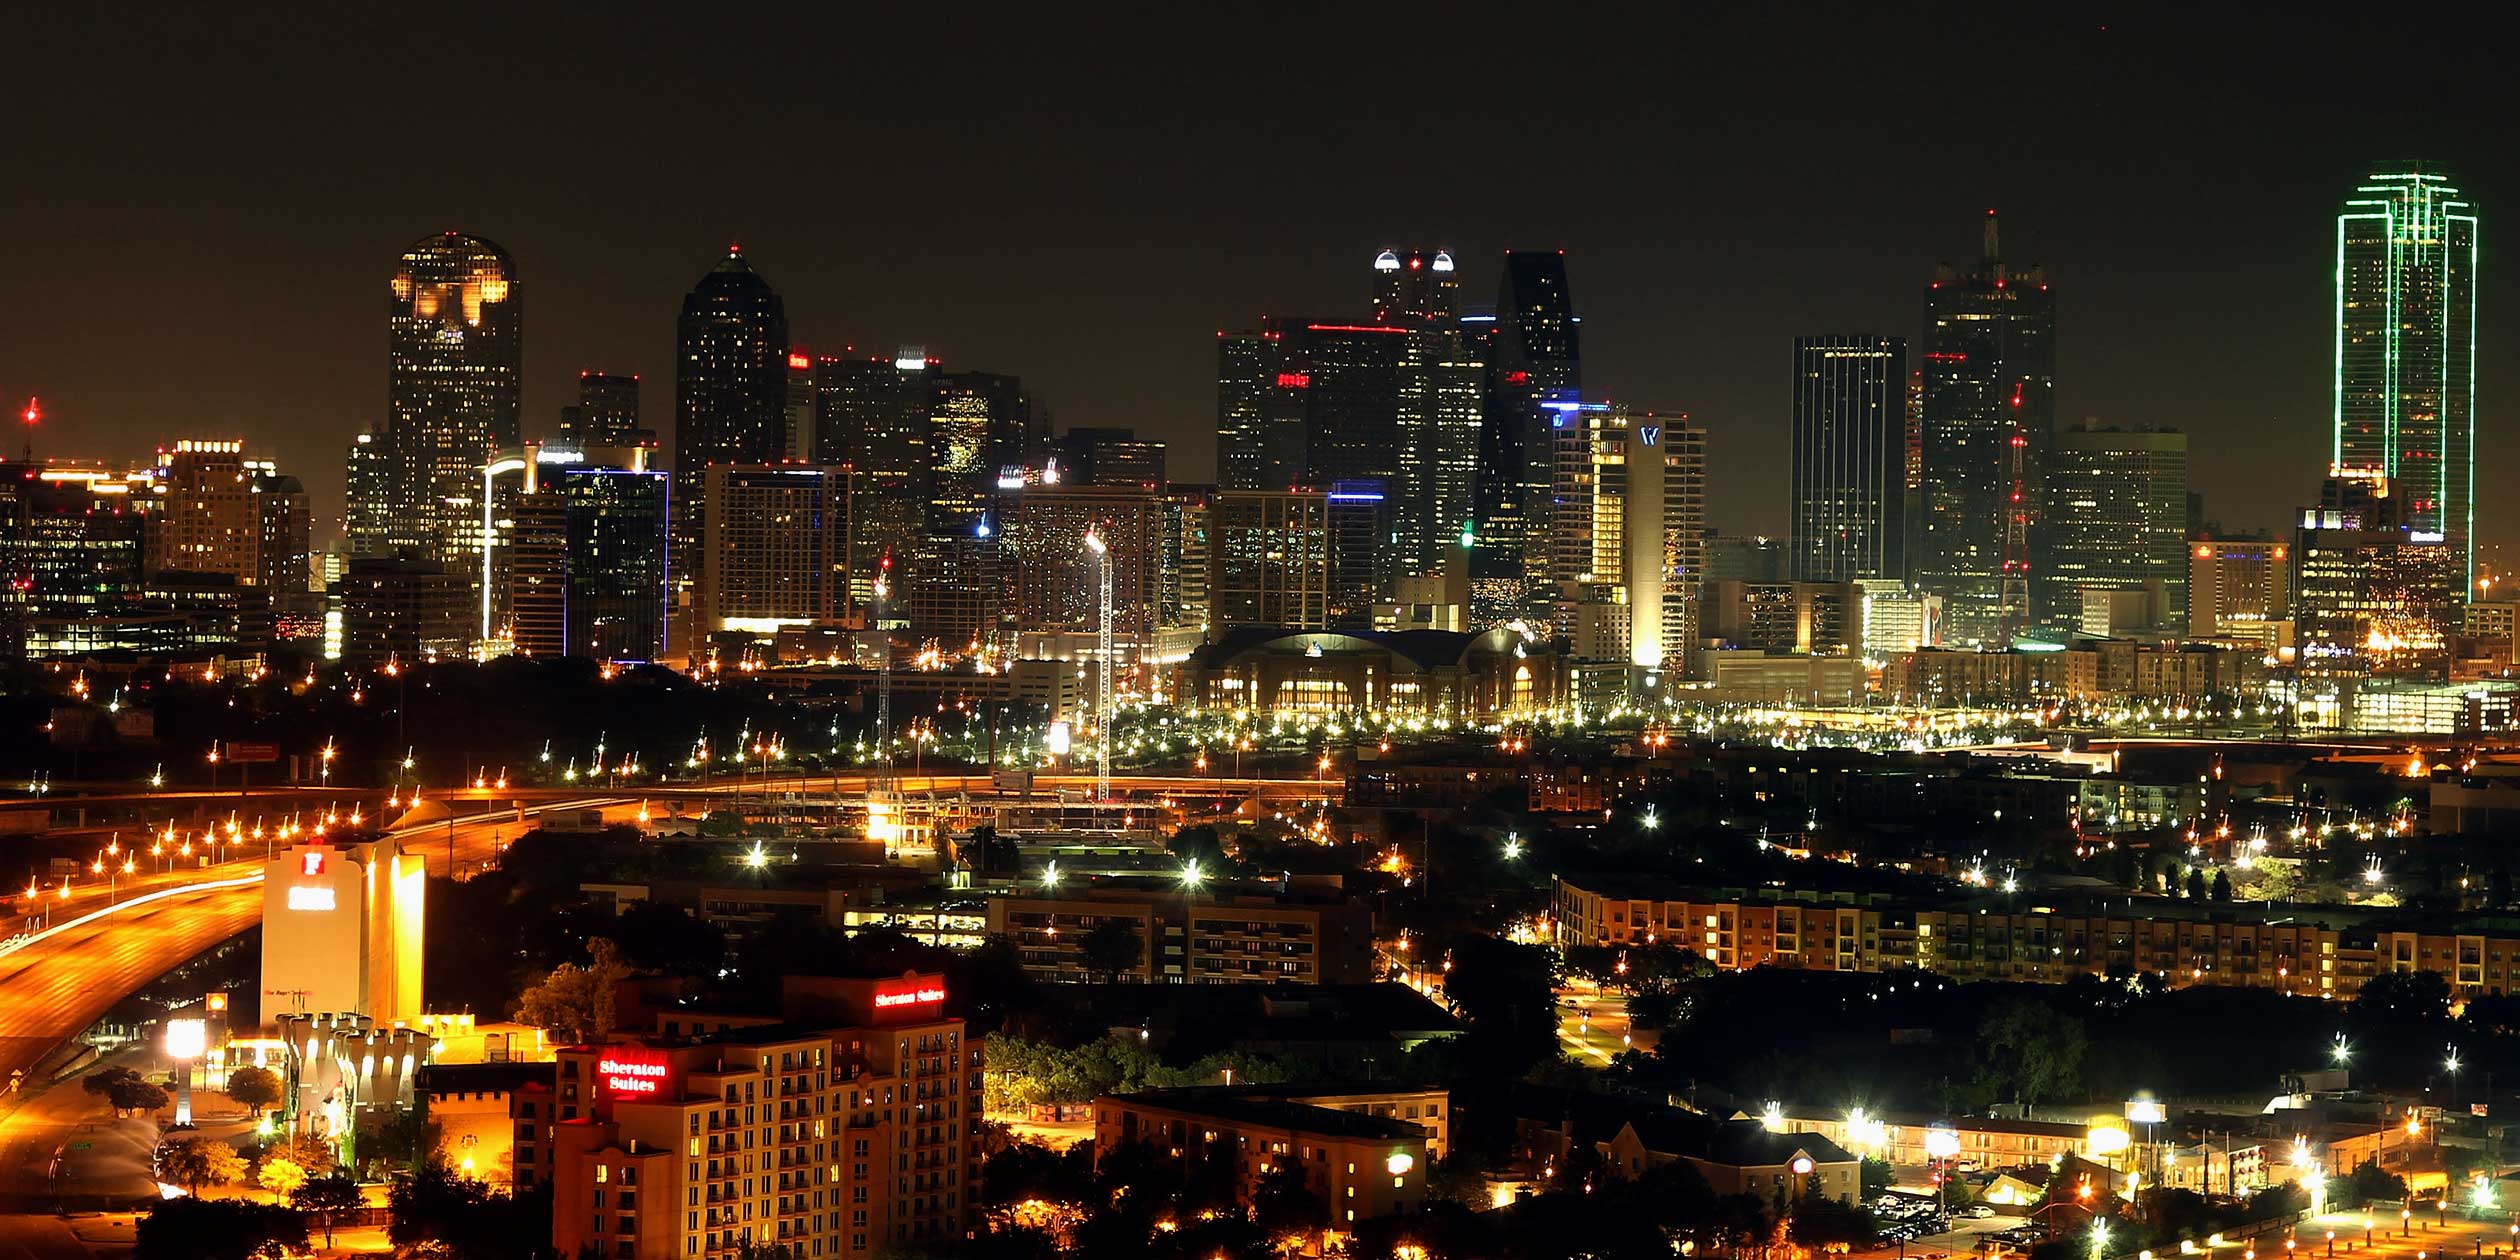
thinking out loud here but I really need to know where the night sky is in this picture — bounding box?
[4,8,2512,563]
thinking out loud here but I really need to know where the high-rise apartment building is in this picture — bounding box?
[1477,252,1580,613]
[1915,215,2054,644]
[558,372,649,447]
[1548,403,1707,674]
[349,232,521,568]
[1790,337,1907,583]
[673,247,791,598]
[516,972,977,1259]
[2334,168,2479,594]
[698,465,849,635]
[2040,425,2189,635]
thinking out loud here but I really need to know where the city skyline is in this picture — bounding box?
[4,12,2509,565]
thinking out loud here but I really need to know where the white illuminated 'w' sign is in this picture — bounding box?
[1639,426,1661,447]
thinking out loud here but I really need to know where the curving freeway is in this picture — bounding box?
[0,800,621,1098]
[0,772,1335,1093]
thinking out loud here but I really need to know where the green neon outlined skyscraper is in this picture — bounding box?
[2333,168,2478,595]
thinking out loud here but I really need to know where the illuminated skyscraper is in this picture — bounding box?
[1915,214,2053,645]
[1477,253,1581,607]
[2333,168,2478,595]
[349,232,520,568]
[673,247,790,599]
[1548,403,1706,678]
[1789,336,1906,583]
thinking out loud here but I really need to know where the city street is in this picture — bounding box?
[1556,983,1658,1063]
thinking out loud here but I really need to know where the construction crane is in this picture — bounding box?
[1084,525,1113,803]
[19,397,37,461]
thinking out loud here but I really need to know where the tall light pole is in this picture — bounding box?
[1084,526,1113,804]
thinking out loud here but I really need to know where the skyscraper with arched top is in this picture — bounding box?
[2334,167,2478,597]
[348,231,520,567]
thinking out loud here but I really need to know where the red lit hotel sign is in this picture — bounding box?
[871,978,946,1020]
[597,1051,670,1098]
[225,742,280,764]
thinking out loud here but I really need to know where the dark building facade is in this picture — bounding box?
[1477,251,1580,618]
[1915,215,2054,645]
[812,352,934,606]
[672,247,790,598]
[1051,427,1167,489]
[336,557,470,665]
[509,462,670,661]
[1789,336,1906,583]
[557,371,648,447]
[350,232,521,569]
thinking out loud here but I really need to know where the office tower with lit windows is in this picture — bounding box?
[783,352,816,460]
[2188,535,2292,639]
[1208,487,1385,633]
[1790,336,1907,583]
[1477,251,1580,615]
[1215,329,1295,491]
[1373,248,1485,581]
[2334,168,2479,596]
[813,351,935,606]
[1159,484,1212,634]
[2293,470,2457,677]
[348,232,521,568]
[0,461,151,655]
[672,248,789,604]
[1548,403,1706,677]
[1007,483,1164,641]
[252,473,311,599]
[558,371,649,447]
[2039,425,2189,635]
[1915,214,2054,645]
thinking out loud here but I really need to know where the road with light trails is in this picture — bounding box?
[0,798,623,1100]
